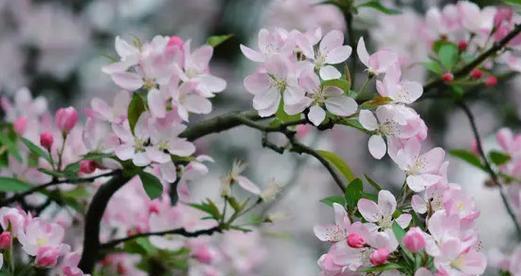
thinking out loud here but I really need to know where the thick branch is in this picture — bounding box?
[0,171,118,206]
[78,172,132,273]
[180,110,260,141]
[100,226,221,250]
[459,102,521,239]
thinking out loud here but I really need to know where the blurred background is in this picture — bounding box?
[0,0,518,274]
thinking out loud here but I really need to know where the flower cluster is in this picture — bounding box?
[242,28,358,125]
[0,207,85,275]
[300,35,487,275]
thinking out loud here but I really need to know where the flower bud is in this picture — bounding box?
[485,76,497,87]
[403,227,426,253]
[40,132,54,151]
[167,36,184,48]
[192,246,214,264]
[36,246,61,267]
[370,248,389,266]
[13,116,27,135]
[458,40,468,51]
[79,160,96,174]
[442,72,454,83]
[470,69,483,79]
[55,107,78,133]
[347,233,365,248]
[0,231,11,249]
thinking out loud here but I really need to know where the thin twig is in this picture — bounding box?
[100,226,221,250]
[459,101,521,239]
[0,171,118,206]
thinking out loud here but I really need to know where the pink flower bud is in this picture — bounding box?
[36,246,61,267]
[347,233,365,248]
[55,107,78,133]
[79,160,96,174]
[0,231,11,249]
[369,248,389,266]
[458,40,468,51]
[13,116,27,135]
[167,36,184,48]
[403,227,426,253]
[40,132,54,151]
[192,246,214,264]
[485,76,497,87]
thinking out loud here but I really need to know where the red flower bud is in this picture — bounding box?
[442,72,454,83]
[485,75,497,87]
[79,160,96,174]
[0,231,11,249]
[470,68,483,79]
[40,132,54,151]
[458,40,468,51]
[55,107,78,133]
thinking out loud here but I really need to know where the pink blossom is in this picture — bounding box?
[357,190,411,230]
[375,64,423,104]
[17,218,65,257]
[359,105,427,159]
[356,37,399,76]
[296,29,352,80]
[113,114,152,166]
[240,28,295,62]
[297,67,357,126]
[389,138,445,192]
[59,251,85,276]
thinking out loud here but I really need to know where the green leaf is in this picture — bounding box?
[275,101,301,122]
[364,174,382,191]
[340,118,368,133]
[345,178,363,209]
[317,150,355,182]
[438,43,459,71]
[189,199,221,220]
[423,60,443,75]
[226,196,242,212]
[504,0,521,6]
[360,262,404,273]
[207,34,233,47]
[322,79,350,94]
[128,93,146,135]
[63,162,80,179]
[489,150,511,166]
[392,222,415,262]
[360,96,393,109]
[0,129,21,161]
[357,1,401,14]
[449,149,486,171]
[0,177,31,192]
[138,171,163,200]
[21,137,51,164]
[320,195,346,207]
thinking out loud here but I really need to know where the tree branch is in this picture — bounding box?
[0,171,118,206]
[78,172,132,273]
[459,101,521,239]
[423,24,521,96]
[100,226,221,250]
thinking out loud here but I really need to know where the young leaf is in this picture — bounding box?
[276,101,301,122]
[438,44,459,71]
[21,137,51,163]
[0,130,21,161]
[128,93,146,135]
[364,174,382,191]
[345,178,363,209]
[317,150,355,182]
[488,150,511,166]
[423,60,443,75]
[320,195,346,207]
[357,0,401,14]
[322,79,350,94]
[138,171,163,200]
[449,149,486,171]
[207,34,234,48]
[0,177,32,192]
[360,96,393,109]
[360,263,404,273]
